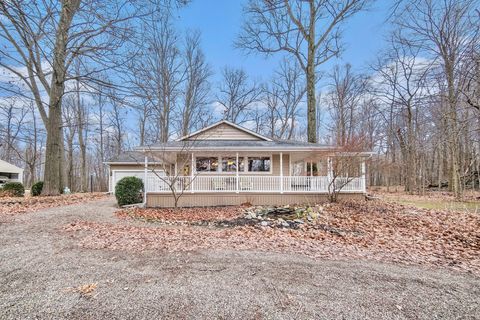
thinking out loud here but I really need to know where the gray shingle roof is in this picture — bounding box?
[138,139,335,151]
[106,151,163,164]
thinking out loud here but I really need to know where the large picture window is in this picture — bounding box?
[247,157,271,172]
[196,157,218,172]
[222,157,244,172]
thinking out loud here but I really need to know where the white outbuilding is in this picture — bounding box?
[0,159,23,186]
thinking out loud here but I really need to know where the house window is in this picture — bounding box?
[222,157,244,172]
[196,157,218,172]
[247,157,271,172]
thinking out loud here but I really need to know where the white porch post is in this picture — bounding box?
[143,155,148,206]
[361,159,366,193]
[191,153,194,193]
[236,152,239,193]
[280,152,283,193]
[111,170,115,193]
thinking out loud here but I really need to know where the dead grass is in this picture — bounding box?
[375,190,480,213]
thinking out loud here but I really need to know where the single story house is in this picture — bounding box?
[0,159,24,187]
[107,120,371,207]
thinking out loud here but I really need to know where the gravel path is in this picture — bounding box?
[1,198,479,319]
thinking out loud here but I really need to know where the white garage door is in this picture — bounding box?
[111,170,165,192]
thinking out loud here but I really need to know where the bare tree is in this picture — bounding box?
[0,0,180,195]
[393,0,479,198]
[327,137,366,202]
[264,59,306,139]
[324,63,367,147]
[108,96,126,157]
[237,0,373,142]
[129,16,183,143]
[143,143,200,208]
[0,97,27,164]
[371,38,431,192]
[63,97,77,191]
[23,104,44,188]
[216,67,262,124]
[177,31,213,136]
[74,80,89,192]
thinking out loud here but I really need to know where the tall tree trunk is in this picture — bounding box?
[306,3,317,143]
[66,133,74,191]
[76,79,87,192]
[98,100,107,191]
[42,0,81,195]
[445,62,462,199]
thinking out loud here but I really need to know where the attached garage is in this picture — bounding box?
[106,151,167,193]
[109,168,165,193]
[0,159,23,186]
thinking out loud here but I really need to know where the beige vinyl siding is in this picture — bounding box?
[147,192,364,207]
[271,154,289,175]
[187,123,262,141]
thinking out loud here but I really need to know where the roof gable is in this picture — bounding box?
[177,120,272,142]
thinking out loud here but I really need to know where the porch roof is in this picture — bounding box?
[137,139,338,152]
[105,151,165,165]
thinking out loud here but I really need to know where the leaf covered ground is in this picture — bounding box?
[117,206,244,222]
[374,189,480,213]
[65,199,480,275]
[0,193,108,216]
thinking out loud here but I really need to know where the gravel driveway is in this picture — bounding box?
[1,197,479,319]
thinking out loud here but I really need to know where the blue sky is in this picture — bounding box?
[175,0,393,86]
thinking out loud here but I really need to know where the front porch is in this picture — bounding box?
[146,175,366,194]
[143,151,367,199]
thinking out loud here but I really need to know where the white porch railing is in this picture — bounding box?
[146,175,365,193]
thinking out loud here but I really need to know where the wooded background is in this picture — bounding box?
[0,0,478,198]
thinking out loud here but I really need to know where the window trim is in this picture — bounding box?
[195,156,220,173]
[246,155,272,174]
[221,156,244,173]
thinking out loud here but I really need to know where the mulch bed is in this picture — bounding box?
[66,200,480,275]
[0,193,108,216]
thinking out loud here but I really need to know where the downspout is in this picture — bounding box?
[191,153,194,193]
[143,154,148,207]
[236,152,239,193]
[280,152,283,194]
